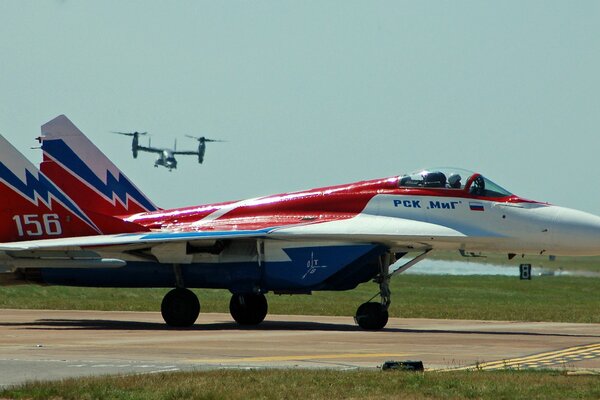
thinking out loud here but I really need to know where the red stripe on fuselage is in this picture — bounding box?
[123,176,544,232]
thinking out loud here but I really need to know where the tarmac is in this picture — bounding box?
[1,309,599,387]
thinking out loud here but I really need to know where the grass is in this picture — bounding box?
[1,275,599,323]
[1,369,600,400]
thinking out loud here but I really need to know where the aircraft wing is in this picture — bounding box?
[0,229,273,269]
[136,145,163,154]
[172,150,199,156]
[0,229,272,253]
[0,215,501,269]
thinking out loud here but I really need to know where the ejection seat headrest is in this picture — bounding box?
[423,171,447,187]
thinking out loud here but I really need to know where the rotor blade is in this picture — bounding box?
[111,131,148,136]
[185,135,226,143]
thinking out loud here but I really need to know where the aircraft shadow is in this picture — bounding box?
[0,318,366,332]
[1,318,599,338]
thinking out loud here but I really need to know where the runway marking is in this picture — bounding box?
[447,343,600,371]
[194,353,409,363]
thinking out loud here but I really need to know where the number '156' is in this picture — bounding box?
[12,214,62,236]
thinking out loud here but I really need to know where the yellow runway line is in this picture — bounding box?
[445,343,600,371]
[477,343,600,370]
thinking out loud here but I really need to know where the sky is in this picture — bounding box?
[1,1,599,214]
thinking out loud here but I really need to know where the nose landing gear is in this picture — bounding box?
[354,250,431,330]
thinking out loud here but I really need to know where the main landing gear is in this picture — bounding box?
[160,264,269,328]
[160,289,269,328]
[354,250,431,331]
[229,293,268,325]
[161,287,200,327]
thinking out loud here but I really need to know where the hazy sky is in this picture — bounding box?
[1,1,599,215]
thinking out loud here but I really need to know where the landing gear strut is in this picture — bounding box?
[161,287,200,327]
[355,250,431,330]
[229,293,268,325]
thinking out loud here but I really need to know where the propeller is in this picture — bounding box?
[111,131,148,160]
[185,135,226,143]
[111,131,148,137]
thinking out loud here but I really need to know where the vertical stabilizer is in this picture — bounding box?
[0,135,102,242]
[39,115,159,217]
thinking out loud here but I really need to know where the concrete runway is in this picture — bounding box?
[1,309,599,387]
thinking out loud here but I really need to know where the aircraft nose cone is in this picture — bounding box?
[551,207,600,256]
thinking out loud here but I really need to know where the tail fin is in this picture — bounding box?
[39,115,159,217]
[0,135,102,242]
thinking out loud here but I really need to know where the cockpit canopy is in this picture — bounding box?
[398,168,512,198]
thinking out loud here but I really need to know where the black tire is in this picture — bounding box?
[161,288,200,327]
[229,293,268,325]
[355,302,389,330]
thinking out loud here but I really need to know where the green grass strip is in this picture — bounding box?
[1,275,599,323]
[2,369,600,400]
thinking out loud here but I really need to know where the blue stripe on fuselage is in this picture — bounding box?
[137,228,273,240]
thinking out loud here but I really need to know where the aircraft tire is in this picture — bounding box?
[161,288,200,327]
[229,293,268,325]
[355,302,388,330]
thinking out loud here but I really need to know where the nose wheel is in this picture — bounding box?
[355,302,389,330]
[355,250,431,330]
[355,253,393,330]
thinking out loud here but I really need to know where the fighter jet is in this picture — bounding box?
[1,115,599,330]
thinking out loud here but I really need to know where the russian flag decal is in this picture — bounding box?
[469,202,485,211]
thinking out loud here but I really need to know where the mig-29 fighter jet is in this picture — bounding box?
[1,115,599,330]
